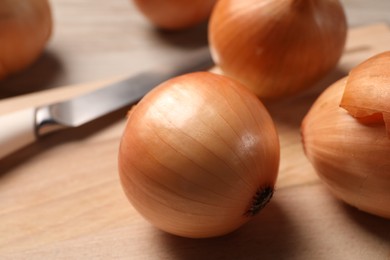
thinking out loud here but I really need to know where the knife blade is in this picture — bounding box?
[0,47,213,159]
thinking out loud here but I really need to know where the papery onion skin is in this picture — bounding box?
[340,51,390,137]
[132,0,217,30]
[208,0,347,99]
[0,0,52,80]
[302,78,390,219]
[118,72,280,238]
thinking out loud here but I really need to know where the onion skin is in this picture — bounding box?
[208,0,347,98]
[118,72,280,238]
[0,0,52,80]
[132,0,217,30]
[302,78,390,219]
[340,51,390,137]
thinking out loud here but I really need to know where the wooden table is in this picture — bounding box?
[1,1,390,259]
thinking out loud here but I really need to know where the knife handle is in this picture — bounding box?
[0,108,36,159]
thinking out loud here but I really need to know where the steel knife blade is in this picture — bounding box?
[0,47,213,159]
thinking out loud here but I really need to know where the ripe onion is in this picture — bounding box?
[0,0,52,80]
[132,0,217,30]
[301,55,390,218]
[118,72,280,238]
[208,0,347,99]
[340,51,390,136]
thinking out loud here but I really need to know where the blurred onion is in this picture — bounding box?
[132,0,217,30]
[0,0,52,79]
[209,0,347,98]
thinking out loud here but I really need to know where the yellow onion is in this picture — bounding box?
[340,51,390,136]
[302,61,390,218]
[208,0,347,98]
[132,0,217,30]
[118,72,280,238]
[0,0,52,80]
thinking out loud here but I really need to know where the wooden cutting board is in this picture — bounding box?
[1,23,390,259]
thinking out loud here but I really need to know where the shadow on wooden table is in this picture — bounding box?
[156,201,301,260]
[154,186,390,260]
[0,50,64,99]
[153,21,209,49]
[341,203,390,242]
[264,67,349,131]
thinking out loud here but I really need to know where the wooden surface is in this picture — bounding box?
[1,1,390,259]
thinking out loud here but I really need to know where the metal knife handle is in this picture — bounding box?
[0,108,37,159]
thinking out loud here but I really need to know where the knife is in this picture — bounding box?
[0,47,213,159]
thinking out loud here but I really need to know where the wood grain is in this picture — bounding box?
[0,0,390,258]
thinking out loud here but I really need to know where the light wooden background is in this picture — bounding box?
[1,1,390,259]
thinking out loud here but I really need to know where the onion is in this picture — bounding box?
[302,76,390,219]
[208,0,347,99]
[132,0,217,30]
[118,72,280,238]
[340,51,390,137]
[0,0,52,80]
